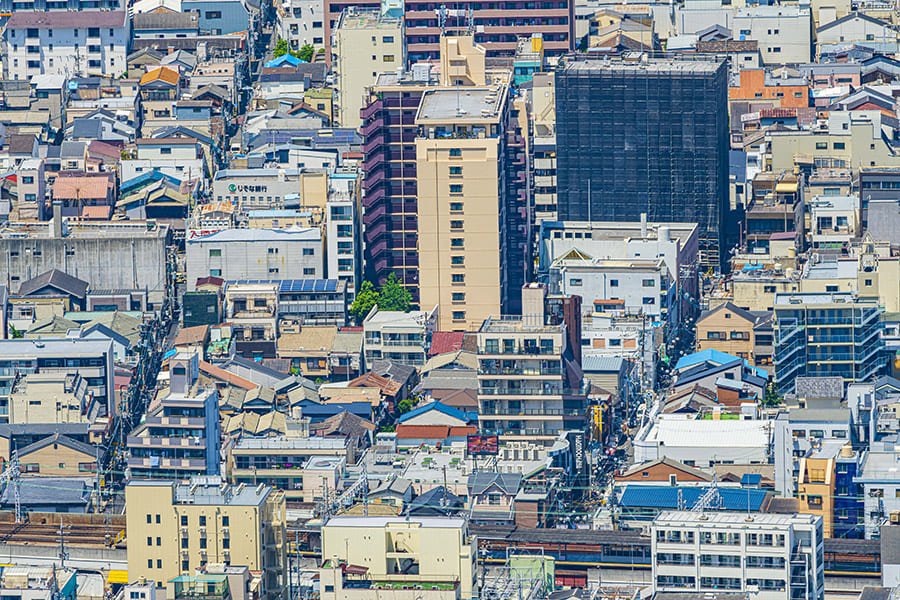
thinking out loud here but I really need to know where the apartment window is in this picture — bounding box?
[182,560,190,571]
[642,297,655,305]
[834,142,846,149]
[157,560,162,569]
[771,47,781,52]
[452,273,465,283]
[707,332,720,340]
[449,148,462,157]
[816,142,828,150]
[383,35,394,42]
[222,516,229,526]
[303,248,315,255]
[147,515,152,524]
[269,268,280,274]
[865,279,873,286]
[642,279,655,287]
[451,256,465,265]
[450,220,463,230]
[764,285,776,293]
[210,269,222,277]
[268,247,279,254]
[303,268,316,275]
[147,537,152,546]
[205,10,222,18]
[148,560,153,569]
[452,293,465,302]
[569,278,583,287]
[199,538,207,549]
[826,285,839,292]
[209,249,222,257]
[156,515,160,524]
[449,166,462,175]
[450,202,463,211]
[452,311,466,321]
[610,279,618,287]
[160,148,172,155]
[223,538,230,549]
[383,55,395,62]
[450,184,463,193]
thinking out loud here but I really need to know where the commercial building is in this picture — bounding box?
[2,11,130,80]
[319,516,477,600]
[634,418,773,468]
[223,282,278,358]
[555,56,729,269]
[332,7,404,129]
[773,292,883,395]
[125,476,286,599]
[476,285,585,442]
[0,216,171,307]
[211,169,315,210]
[185,228,324,289]
[651,511,825,600]
[126,353,221,480]
[0,338,114,423]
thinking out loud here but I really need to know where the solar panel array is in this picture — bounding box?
[229,279,340,292]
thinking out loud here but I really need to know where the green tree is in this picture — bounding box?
[764,382,782,406]
[396,397,414,415]
[378,272,412,312]
[297,43,315,62]
[350,280,379,324]
[273,38,290,58]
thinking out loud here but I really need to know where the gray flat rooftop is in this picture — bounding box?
[0,338,112,357]
[417,87,505,122]
[564,57,723,74]
[325,515,466,528]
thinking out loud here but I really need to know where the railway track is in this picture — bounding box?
[0,520,125,547]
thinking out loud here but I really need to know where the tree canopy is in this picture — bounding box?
[348,274,414,323]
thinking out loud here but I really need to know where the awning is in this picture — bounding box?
[107,570,129,585]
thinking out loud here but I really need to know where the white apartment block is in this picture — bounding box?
[3,11,129,80]
[277,0,326,49]
[326,174,361,298]
[651,511,825,600]
[733,6,812,65]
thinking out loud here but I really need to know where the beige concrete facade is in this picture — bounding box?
[333,8,403,129]
[125,478,285,600]
[9,373,89,425]
[319,516,476,600]
[415,86,509,332]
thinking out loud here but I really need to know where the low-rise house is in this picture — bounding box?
[467,472,522,526]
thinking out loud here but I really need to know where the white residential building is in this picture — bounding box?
[326,171,361,298]
[276,0,326,50]
[633,418,772,468]
[363,306,437,367]
[3,12,130,80]
[652,511,825,600]
[733,6,812,65]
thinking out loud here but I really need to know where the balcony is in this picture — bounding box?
[479,366,563,376]
[361,116,385,138]
[360,99,383,121]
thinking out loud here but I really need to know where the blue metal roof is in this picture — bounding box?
[398,401,473,425]
[741,474,762,486]
[618,484,768,511]
[676,348,768,380]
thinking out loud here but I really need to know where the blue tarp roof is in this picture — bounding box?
[618,484,768,511]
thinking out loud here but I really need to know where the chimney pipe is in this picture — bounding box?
[52,200,63,238]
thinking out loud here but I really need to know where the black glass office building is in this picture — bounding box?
[555,57,730,269]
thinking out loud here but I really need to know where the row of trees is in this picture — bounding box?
[349,273,412,323]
